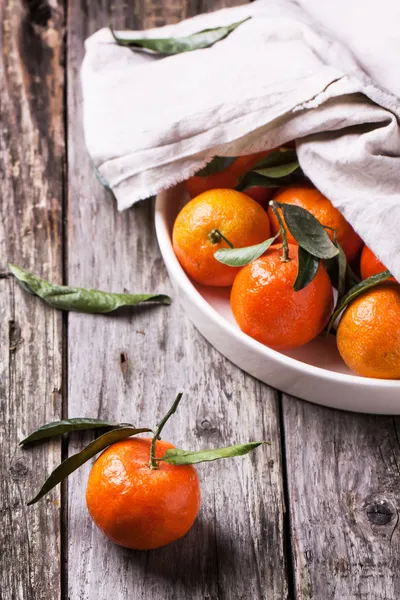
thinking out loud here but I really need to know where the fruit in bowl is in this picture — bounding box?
[172,188,270,287]
[230,244,333,350]
[173,147,396,379]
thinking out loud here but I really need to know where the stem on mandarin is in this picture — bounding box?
[149,393,183,469]
[208,229,234,248]
[269,200,290,262]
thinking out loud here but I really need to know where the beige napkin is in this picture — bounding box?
[81,0,400,280]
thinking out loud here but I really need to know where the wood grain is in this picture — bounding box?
[66,0,287,598]
[283,397,400,600]
[0,1,64,599]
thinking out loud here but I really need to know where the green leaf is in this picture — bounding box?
[111,18,250,55]
[254,161,300,179]
[159,441,268,466]
[346,263,361,290]
[93,165,113,192]
[20,418,132,446]
[252,148,298,170]
[326,270,392,335]
[294,247,320,292]
[335,241,347,301]
[196,156,237,177]
[280,204,339,260]
[27,427,152,505]
[236,171,283,191]
[9,264,171,314]
[214,233,279,267]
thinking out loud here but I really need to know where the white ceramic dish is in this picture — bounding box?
[155,185,400,414]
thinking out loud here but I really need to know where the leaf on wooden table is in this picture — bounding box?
[326,270,392,335]
[111,18,250,55]
[27,427,153,505]
[280,204,339,260]
[159,441,268,466]
[294,247,320,292]
[20,418,132,446]
[9,264,171,314]
[196,156,237,177]
[214,233,279,267]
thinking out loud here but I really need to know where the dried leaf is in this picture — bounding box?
[9,264,171,314]
[111,18,250,55]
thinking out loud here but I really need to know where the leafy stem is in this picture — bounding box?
[149,392,183,469]
[208,229,234,248]
[269,201,290,262]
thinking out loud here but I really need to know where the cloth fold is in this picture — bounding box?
[81,0,400,280]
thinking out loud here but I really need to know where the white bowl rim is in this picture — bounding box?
[155,188,400,390]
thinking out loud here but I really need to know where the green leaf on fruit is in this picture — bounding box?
[159,441,268,466]
[252,148,298,170]
[326,270,392,335]
[254,161,300,179]
[294,247,320,292]
[196,156,237,177]
[111,18,250,55]
[214,234,279,267]
[280,204,339,260]
[236,171,283,191]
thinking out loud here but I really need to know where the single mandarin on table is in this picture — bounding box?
[268,186,363,262]
[185,151,274,198]
[230,244,333,350]
[173,188,271,287]
[360,245,393,280]
[337,283,400,379]
[86,437,200,550]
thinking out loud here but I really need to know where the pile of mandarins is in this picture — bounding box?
[173,148,400,380]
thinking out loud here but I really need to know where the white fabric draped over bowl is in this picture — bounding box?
[81,0,400,280]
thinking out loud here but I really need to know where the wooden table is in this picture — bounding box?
[1,1,400,599]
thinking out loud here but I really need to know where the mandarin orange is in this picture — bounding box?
[360,245,392,280]
[244,186,275,207]
[86,437,200,550]
[230,244,333,350]
[337,283,400,379]
[173,189,271,286]
[268,187,362,262]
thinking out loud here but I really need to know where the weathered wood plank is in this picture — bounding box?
[0,1,64,599]
[283,397,400,600]
[66,0,287,598]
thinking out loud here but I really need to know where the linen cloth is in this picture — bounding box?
[81,0,400,280]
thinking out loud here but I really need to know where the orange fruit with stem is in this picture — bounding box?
[360,245,393,280]
[185,151,274,198]
[25,395,266,552]
[230,243,333,350]
[337,283,400,378]
[268,186,362,262]
[173,189,271,286]
[86,436,201,550]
